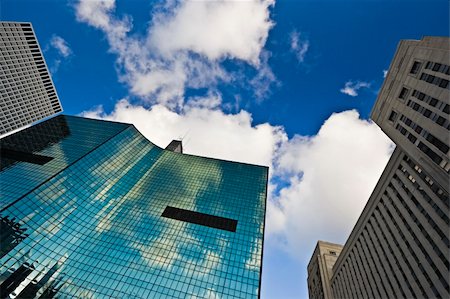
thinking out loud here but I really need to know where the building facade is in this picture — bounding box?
[0,115,268,298]
[307,241,343,299]
[0,22,62,137]
[329,36,449,298]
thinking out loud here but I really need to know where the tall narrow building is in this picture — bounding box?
[307,241,343,299]
[0,22,62,136]
[309,36,449,298]
[331,36,449,298]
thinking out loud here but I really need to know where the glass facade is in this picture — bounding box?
[0,115,268,298]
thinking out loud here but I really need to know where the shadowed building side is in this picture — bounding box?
[309,36,449,299]
[331,36,450,299]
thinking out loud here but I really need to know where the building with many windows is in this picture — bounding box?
[309,36,449,298]
[0,115,268,298]
[307,241,343,299]
[0,21,268,298]
[0,22,62,137]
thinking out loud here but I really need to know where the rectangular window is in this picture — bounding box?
[439,79,449,89]
[418,142,443,164]
[1,148,53,165]
[410,61,422,74]
[432,63,442,72]
[399,87,409,99]
[388,111,398,122]
[407,133,417,143]
[161,206,238,232]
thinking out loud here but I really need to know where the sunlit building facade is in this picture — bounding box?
[0,115,268,298]
[307,241,343,299]
[313,36,449,299]
[0,22,62,137]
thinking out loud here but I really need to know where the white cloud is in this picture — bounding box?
[81,97,287,168]
[267,110,394,260]
[75,0,119,31]
[76,0,394,271]
[75,0,276,108]
[249,51,279,101]
[340,80,371,97]
[47,35,73,73]
[148,0,275,65]
[50,35,72,58]
[383,69,388,78]
[82,102,393,262]
[289,30,309,63]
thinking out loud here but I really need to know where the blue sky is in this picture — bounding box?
[4,0,449,298]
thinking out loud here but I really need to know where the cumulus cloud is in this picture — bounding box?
[76,0,394,269]
[75,0,276,108]
[289,30,309,63]
[80,97,286,168]
[148,0,275,65]
[82,102,393,261]
[340,80,371,97]
[267,110,394,259]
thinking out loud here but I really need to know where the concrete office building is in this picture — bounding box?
[309,36,449,298]
[0,22,62,136]
[307,241,343,299]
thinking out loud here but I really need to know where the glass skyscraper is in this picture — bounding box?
[0,115,268,298]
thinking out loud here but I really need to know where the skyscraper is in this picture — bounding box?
[308,36,449,298]
[0,115,268,298]
[307,241,343,299]
[0,22,62,137]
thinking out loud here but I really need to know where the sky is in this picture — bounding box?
[3,0,449,298]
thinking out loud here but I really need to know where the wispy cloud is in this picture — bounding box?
[47,35,73,73]
[340,80,371,97]
[289,30,309,63]
[383,69,388,78]
[50,35,72,57]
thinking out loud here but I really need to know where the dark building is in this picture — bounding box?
[0,115,268,298]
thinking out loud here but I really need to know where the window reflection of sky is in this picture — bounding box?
[0,115,267,298]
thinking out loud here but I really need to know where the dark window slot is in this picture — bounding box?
[1,148,53,165]
[398,87,409,99]
[410,61,422,74]
[162,206,237,232]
